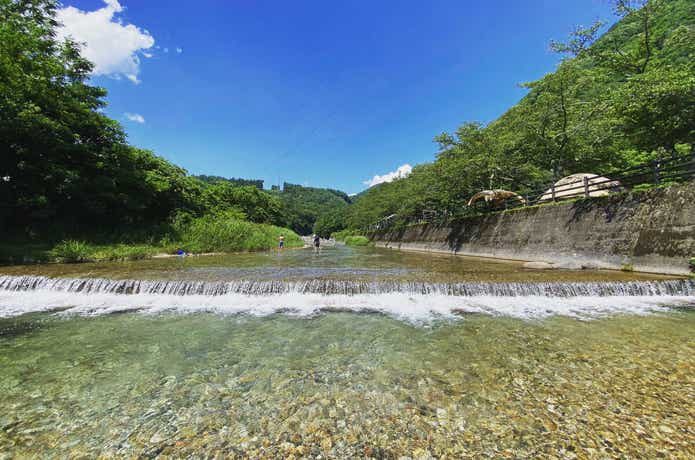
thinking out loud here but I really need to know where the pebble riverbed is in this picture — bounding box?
[1,311,693,458]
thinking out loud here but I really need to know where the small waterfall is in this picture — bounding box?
[1,275,694,298]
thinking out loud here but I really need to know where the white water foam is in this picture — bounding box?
[1,290,693,322]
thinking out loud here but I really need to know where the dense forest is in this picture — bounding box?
[319,0,695,235]
[0,0,349,260]
[273,183,351,235]
[194,176,265,190]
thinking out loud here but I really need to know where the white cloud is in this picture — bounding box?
[176,47,183,54]
[56,0,155,84]
[125,112,145,124]
[363,164,412,187]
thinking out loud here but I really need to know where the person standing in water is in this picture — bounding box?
[313,234,321,253]
[278,234,285,250]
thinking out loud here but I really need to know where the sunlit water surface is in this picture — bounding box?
[1,246,694,458]
[0,245,682,283]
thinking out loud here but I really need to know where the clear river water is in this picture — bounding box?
[1,245,694,458]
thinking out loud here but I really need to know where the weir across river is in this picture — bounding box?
[2,275,694,298]
[1,244,694,457]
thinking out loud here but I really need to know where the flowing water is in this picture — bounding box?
[1,245,694,458]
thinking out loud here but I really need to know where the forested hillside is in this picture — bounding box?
[330,0,695,232]
[194,176,265,190]
[272,183,351,235]
[0,0,349,251]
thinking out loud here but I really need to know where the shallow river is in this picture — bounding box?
[1,245,694,458]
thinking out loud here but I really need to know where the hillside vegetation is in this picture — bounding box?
[0,0,326,260]
[273,183,351,235]
[328,0,695,233]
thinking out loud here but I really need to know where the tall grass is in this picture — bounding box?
[332,230,371,246]
[343,235,370,246]
[49,240,93,263]
[332,229,361,242]
[5,215,302,265]
[175,215,303,253]
[48,241,161,262]
[91,245,160,261]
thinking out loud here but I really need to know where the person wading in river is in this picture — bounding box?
[278,234,285,250]
[313,234,321,254]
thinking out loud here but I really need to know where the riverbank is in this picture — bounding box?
[372,182,695,276]
[0,219,303,265]
[332,230,371,246]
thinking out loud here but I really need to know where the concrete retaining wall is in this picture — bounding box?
[372,182,695,275]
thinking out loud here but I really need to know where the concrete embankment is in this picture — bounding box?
[372,182,695,275]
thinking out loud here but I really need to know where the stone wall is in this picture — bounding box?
[372,182,695,275]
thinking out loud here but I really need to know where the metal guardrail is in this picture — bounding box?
[368,153,695,232]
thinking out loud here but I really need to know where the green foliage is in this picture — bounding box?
[194,175,264,189]
[334,0,695,231]
[689,257,695,272]
[313,207,348,238]
[6,216,304,264]
[0,2,287,237]
[273,183,351,235]
[621,264,635,272]
[3,0,693,258]
[50,240,93,263]
[343,236,370,246]
[0,0,201,233]
[90,245,160,261]
[332,230,362,242]
[0,0,338,258]
[46,240,161,263]
[199,183,283,224]
[612,67,695,152]
[174,213,302,253]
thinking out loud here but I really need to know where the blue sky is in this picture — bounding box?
[58,0,615,194]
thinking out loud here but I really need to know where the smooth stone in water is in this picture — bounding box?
[522,261,556,270]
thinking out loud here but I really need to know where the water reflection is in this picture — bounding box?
[0,245,680,283]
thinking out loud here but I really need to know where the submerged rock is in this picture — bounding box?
[522,261,556,270]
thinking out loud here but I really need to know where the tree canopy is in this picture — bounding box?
[332,0,695,233]
[0,0,352,239]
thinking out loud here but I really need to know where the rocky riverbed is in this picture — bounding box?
[1,312,694,458]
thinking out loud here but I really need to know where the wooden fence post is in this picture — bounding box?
[551,184,556,202]
[583,176,590,198]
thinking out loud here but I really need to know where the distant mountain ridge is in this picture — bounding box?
[193,175,265,190]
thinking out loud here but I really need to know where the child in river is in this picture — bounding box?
[278,235,285,250]
[313,234,321,253]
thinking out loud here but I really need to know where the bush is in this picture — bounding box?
[92,245,159,261]
[689,257,695,272]
[344,235,370,246]
[50,240,94,263]
[175,214,302,253]
[332,229,361,242]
